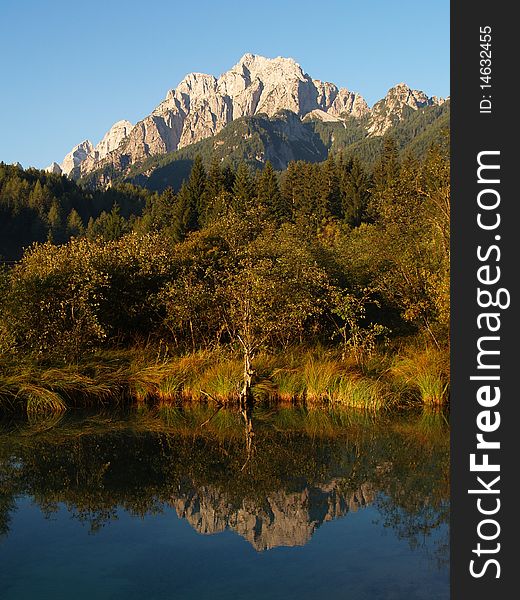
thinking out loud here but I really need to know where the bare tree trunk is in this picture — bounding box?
[189,319,195,354]
[240,399,254,471]
[239,345,254,411]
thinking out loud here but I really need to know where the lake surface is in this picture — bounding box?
[0,406,449,599]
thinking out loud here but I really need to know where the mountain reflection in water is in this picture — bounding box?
[172,480,373,551]
[0,406,449,558]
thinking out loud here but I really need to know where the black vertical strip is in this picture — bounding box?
[451,2,518,597]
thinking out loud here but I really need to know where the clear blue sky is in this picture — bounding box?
[0,0,449,169]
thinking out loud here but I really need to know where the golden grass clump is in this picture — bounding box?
[391,345,449,405]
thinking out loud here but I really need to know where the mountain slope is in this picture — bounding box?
[82,110,329,190]
[320,100,450,165]
[81,100,449,193]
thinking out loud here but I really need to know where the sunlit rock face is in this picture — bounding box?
[367,83,445,136]
[79,120,133,174]
[54,54,442,180]
[171,481,374,551]
[59,140,93,176]
[45,161,62,175]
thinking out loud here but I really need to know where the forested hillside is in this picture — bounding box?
[0,164,150,260]
[0,124,450,412]
[1,136,449,351]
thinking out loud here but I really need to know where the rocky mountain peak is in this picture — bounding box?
[94,120,133,159]
[77,120,133,175]
[177,72,218,97]
[45,161,63,175]
[328,89,370,119]
[313,80,339,111]
[367,82,444,136]
[52,54,441,181]
[235,53,302,76]
[60,140,93,176]
[384,82,429,109]
[215,53,315,118]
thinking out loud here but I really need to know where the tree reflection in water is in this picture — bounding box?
[0,406,448,562]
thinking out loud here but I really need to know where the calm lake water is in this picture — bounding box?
[0,406,449,599]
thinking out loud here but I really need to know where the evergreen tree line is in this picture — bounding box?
[0,150,375,260]
[136,153,372,241]
[0,164,149,260]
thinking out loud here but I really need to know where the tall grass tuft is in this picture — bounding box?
[330,375,392,411]
[303,358,341,403]
[17,383,67,414]
[0,343,448,414]
[391,345,449,405]
[196,358,242,402]
[270,367,305,401]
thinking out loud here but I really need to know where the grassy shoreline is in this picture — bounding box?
[0,343,449,415]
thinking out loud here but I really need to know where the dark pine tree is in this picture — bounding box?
[188,155,207,218]
[205,157,226,201]
[342,158,371,227]
[232,162,255,213]
[281,161,301,221]
[256,161,290,223]
[201,157,228,226]
[373,137,400,190]
[171,155,207,239]
[317,154,342,221]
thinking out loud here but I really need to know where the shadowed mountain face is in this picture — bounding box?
[0,408,449,553]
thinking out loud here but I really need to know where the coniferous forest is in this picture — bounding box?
[0,137,449,413]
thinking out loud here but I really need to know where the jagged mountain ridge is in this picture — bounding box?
[48,54,444,182]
